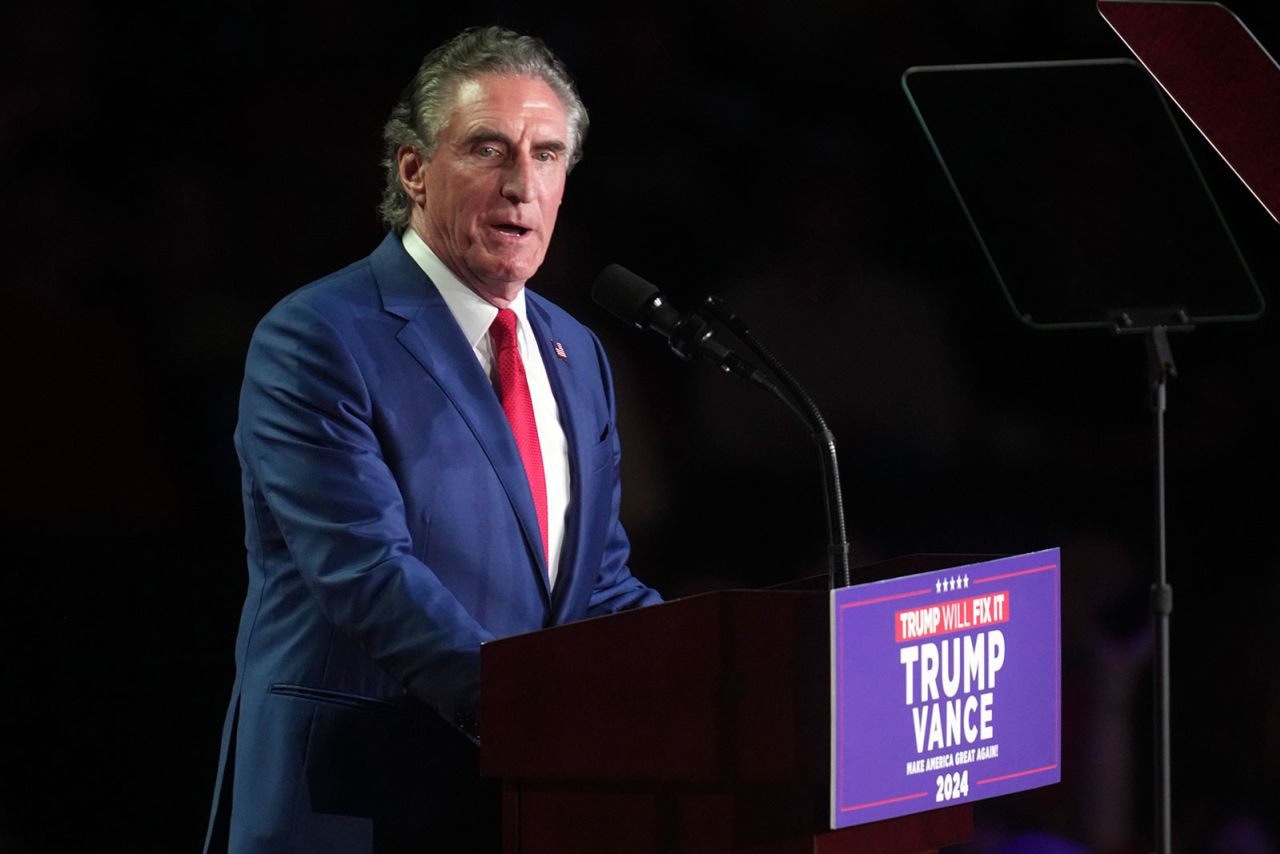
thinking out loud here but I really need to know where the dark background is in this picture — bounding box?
[4,2,1280,852]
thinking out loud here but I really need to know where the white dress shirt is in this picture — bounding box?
[401,228,570,588]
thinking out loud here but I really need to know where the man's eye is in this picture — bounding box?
[535,151,558,162]
[476,145,502,157]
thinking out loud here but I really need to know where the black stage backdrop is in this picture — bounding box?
[4,3,1279,852]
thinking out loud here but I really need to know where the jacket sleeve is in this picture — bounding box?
[238,296,493,719]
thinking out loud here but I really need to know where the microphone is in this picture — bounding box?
[591,264,764,384]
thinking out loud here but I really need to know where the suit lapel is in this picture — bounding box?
[526,298,594,619]
[370,234,552,606]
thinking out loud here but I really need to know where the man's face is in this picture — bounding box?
[411,74,570,304]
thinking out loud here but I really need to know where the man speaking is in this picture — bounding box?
[204,27,660,853]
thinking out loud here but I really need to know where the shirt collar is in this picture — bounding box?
[401,227,530,350]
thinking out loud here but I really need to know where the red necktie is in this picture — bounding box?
[489,308,549,563]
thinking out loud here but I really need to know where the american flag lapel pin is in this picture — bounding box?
[553,341,567,360]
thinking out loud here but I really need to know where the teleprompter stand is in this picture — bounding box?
[1095,4,1280,841]
[903,14,1276,849]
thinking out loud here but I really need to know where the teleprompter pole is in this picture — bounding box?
[1147,325,1176,854]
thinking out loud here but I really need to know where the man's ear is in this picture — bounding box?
[396,145,428,205]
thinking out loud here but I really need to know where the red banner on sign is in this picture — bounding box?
[895,591,1011,643]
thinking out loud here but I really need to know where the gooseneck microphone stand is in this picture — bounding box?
[700,296,852,590]
[591,264,851,592]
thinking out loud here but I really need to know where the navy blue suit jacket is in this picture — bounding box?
[205,233,659,853]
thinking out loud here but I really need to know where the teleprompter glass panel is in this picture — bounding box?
[903,59,1263,330]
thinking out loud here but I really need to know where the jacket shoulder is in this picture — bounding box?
[267,256,381,324]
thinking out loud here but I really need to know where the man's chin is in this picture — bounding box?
[467,256,543,298]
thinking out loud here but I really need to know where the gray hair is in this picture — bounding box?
[378,26,589,231]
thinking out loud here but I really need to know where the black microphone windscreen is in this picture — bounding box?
[592,264,660,325]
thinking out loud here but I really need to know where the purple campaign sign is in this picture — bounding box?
[830,549,1060,828]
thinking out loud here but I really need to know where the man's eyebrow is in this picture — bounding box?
[461,128,513,148]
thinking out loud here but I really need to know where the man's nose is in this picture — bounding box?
[500,156,534,204]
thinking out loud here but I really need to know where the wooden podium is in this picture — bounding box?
[481,580,973,854]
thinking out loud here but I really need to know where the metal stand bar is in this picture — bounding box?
[1146,326,1176,854]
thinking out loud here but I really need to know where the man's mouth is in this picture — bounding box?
[492,223,530,237]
